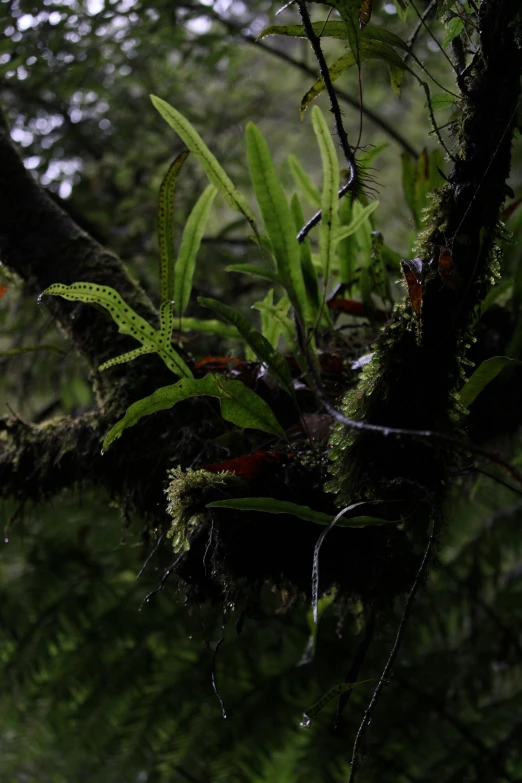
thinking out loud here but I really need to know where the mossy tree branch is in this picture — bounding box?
[0,107,199,510]
[0,108,160,409]
[328,0,522,513]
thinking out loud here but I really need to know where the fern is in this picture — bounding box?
[42,282,193,378]
[43,153,219,379]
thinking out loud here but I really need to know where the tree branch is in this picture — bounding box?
[208,9,419,158]
[0,107,159,406]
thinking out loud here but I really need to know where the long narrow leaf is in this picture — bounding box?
[338,2,362,69]
[362,24,408,50]
[338,196,356,286]
[207,497,395,528]
[207,498,333,525]
[312,106,340,309]
[301,38,406,117]
[151,95,256,228]
[258,22,348,40]
[175,317,241,340]
[103,374,285,449]
[198,296,294,393]
[255,289,278,347]
[312,502,366,626]
[253,297,296,352]
[336,201,379,241]
[246,122,310,327]
[99,346,153,372]
[459,356,520,409]
[226,264,280,285]
[301,52,356,119]
[290,194,322,320]
[158,151,190,310]
[288,155,321,208]
[174,184,217,317]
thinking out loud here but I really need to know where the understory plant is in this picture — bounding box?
[39,0,522,779]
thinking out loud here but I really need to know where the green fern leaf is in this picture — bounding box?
[246,122,311,328]
[103,374,285,449]
[43,283,192,378]
[174,184,217,318]
[198,296,294,394]
[312,106,341,299]
[151,95,256,229]
[157,151,190,315]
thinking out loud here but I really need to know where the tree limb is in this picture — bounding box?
[0,107,159,406]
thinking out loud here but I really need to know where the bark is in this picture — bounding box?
[0,108,159,408]
[328,0,522,516]
[0,108,194,513]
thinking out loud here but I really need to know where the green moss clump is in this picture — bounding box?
[165,468,242,552]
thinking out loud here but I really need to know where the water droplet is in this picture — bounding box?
[300,717,311,729]
[100,449,105,456]
[4,537,9,544]
[37,294,43,306]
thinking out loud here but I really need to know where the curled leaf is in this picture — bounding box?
[438,246,461,289]
[359,0,372,29]
[401,258,423,318]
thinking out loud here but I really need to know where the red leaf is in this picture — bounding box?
[319,354,345,374]
[438,247,460,289]
[0,285,7,299]
[401,259,423,317]
[193,356,243,371]
[202,450,292,482]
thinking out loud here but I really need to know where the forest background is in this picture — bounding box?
[1,0,522,781]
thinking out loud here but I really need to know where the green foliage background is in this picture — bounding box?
[1,1,522,781]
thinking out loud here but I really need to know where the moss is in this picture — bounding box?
[326,105,513,521]
[165,468,243,552]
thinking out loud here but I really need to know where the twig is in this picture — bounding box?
[464,464,522,497]
[210,637,227,719]
[140,552,184,607]
[300,344,522,488]
[404,0,437,66]
[297,180,353,243]
[207,11,418,158]
[136,532,165,580]
[420,80,457,161]
[297,1,358,184]
[409,0,460,76]
[334,609,377,728]
[347,514,441,782]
